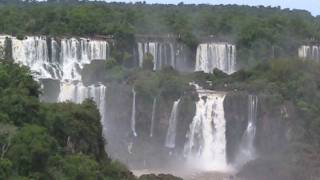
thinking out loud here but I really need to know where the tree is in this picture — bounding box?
[142,53,154,70]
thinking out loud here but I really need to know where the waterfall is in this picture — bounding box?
[0,36,7,59]
[60,38,108,81]
[184,88,228,171]
[7,35,109,133]
[298,45,320,62]
[150,98,157,137]
[11,36,59,79]
[165,98,181,148]
[9,36,108,81]
[195,43,236,74]
[131,88,137,137]
[137,42,176,70]
[234,95,258,167]
[58,82,107,116]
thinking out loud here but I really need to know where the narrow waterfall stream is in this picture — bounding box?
[165,98,181,148]
[150,98,157,137]
[131,88,138,137]
[234,95,258,168]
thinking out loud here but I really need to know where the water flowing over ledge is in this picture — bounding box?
[299,45,320,62]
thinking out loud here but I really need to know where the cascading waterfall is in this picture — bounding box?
[11,36,60,79]
[60,38,108,81]
[298,45,320,62]
[58,82,106,118]
[9,36,108,81]
[165,98,181,148]
[131,88,138,137]
[234,95,258,168]
[184,88,228,171]
[150,98,157,137]
[137,42,175,70]
[195,43,236,74]
[0,36,7,59]
[6,35,109,133]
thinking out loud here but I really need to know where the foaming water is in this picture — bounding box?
[184,86,232,172]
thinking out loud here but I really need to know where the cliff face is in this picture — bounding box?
[104,83,195,169]
[224,92,294,165]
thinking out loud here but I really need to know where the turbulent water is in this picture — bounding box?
[131,88,138,137]
[195,43,236,74]
[234,95,258,168]
[165,98,181,148]
[184,87,228,171]
[299,45,320,62]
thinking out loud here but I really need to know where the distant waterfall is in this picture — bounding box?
[0,36,6,59]
[165,98,181,148]
[58,82,107,118]
[6,35,109,81]
[4,35,109,134]
[11,36,61,79]
[195,43,236,74]
[184,88,228,171]
[60,38,108,81]
[234,95,258,167]
[131,88,138,137]
[150,98,157,137]
[298,45,320,62]
[137,42,175,70]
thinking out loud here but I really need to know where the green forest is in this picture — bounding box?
[0,0,319,65]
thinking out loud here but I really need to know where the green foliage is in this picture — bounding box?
[0,60,135,179]
[48,154,100,180]
[40,100,106,160]
[142,53,154,70]
[7,124,57,176]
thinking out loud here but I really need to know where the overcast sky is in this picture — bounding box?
[103,0,320,16]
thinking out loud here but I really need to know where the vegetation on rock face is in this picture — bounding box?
[194,59,320,179]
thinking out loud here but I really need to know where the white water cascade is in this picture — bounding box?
[0,36,6,59]
[298,45,320,62]
[150,98,157,137]
[137,42,175,70]
[9,36,108,81]
[58,82,107,120]
[4,35,109,132]
[165,98,181,148]
[234,95,258,168]
[11,36,61,79]
[195,43,236,74]
[131,88,138,137]
[184,88,229,171]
